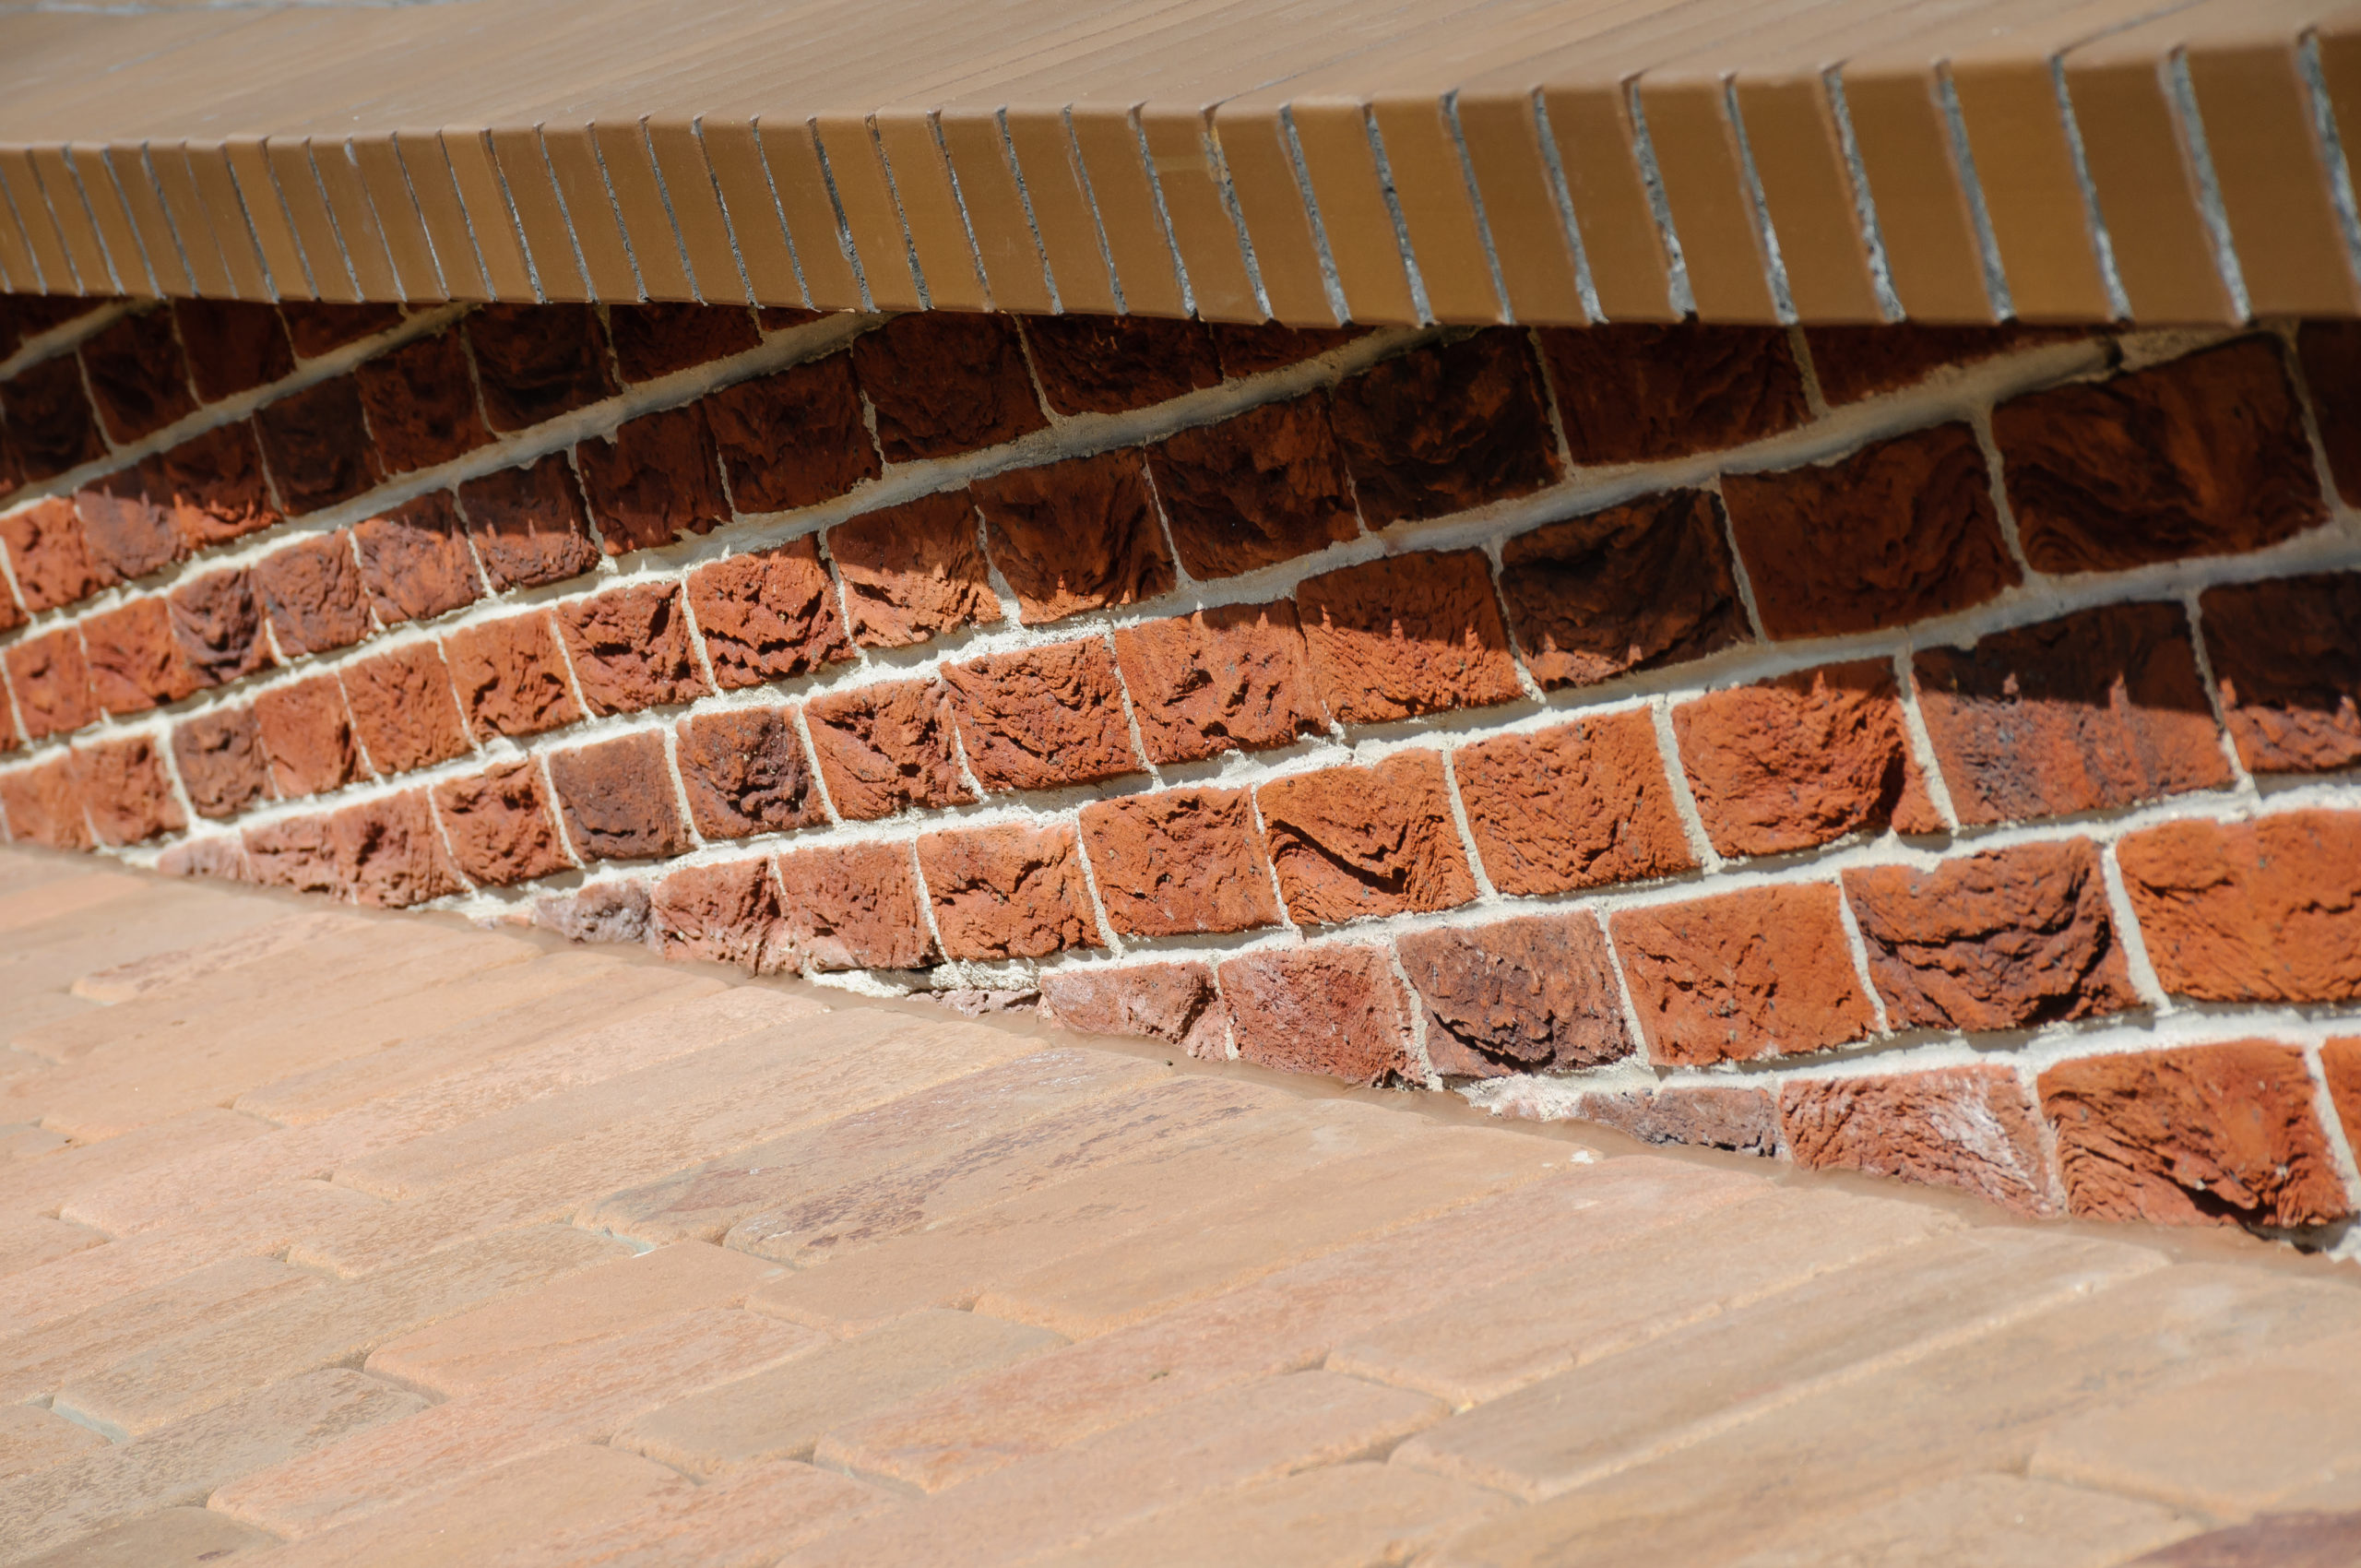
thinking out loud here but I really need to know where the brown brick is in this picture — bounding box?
[557,584,709,715]
[82,599,204,714]
[342,643,470,776]
[1110,600,1326,764]
[1996,339,2325,573]
[575,405,731,553]
[1539,323,1806,463]
[457,455,601,591]
[702,355,879,513]
[827,492,1002,648]
[1021,315,1221,415]
[1329,330,1561,526]
[76,469,184,582]
[1039,962,1229,1059]
[0,755,91,849]
[1080,788,1281,938]
[1218,944,1413,1086]
[149,422,279,550]
[2039,1041,2350,1229]
[675,707,823,839]
[168,567,273,686]
[653,858,786,972]
[1208,322,1359,377]
[253,533,372,657]
[173,707,272,818]
[329,789,466,907]
[850,313,1047,462]
[1723,422,2018,639]
[1256,752,1475,925]
[972,450,1176,624]
[2,353,104,480]
[2,496,109,610]
[76,734,187,847]
[432,759,572,885]
[1397,912,1634,1078]
[1572,1086,1779,1156]
[351,493,482,625]
[1297,550,1522,724]
[5,627,94,739]
[255,674,362,797]
[465,304,616,433]
[1804,324,2077,405]
[244,812,341,895]
[1844,839,2139,1033]
[803,679,971,820]
[1500,489,1749,690]
[172,301,293,402]
[353,330,492,473]
[1145,395,1359,579]
[919,821,1103,960]
[2201,573,2361,775]
[445,614,583,740]
[1453,712,1692,897]
[2116,812,2361,1004]
[943,640,1141,791]
[607,303,760,383]
[547,732,691,861]
[1611,885,1878,1066]
[1914,602,2231,826]
[685,540,850,688]
[1674,659,1914,857]
[279,301,402,357]
[1781,1065,2059,1216]
[254,376,383,515]
[774,842,935,971]
[757,306,824,331]
[2299,320,2361,506]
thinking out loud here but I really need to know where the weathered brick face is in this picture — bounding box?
[7,295,2359,1241]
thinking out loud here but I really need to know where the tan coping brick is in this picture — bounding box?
[1722,1474,2198,1568]
[0,1212,101,1275]
[0,1403,106,1482]
[0,1253,324,1406]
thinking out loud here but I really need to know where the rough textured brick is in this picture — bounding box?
[1612,885,1878,1065]
[973,450,1176,624]
[1995,339,2324,572]
[1145,395,1360,579]
[1453,712,1693,896]
[2,496,108,610]
[1219,944,1413,1085]
[1723,422,2018,638]
[254,674,362,796]
[150,422,279,550]
[557,584,709,715]
[445,614,583,740]
[828,492,1002,648]
[0,755,91,849]
[279,301,403,356]
[850,312,1047,461]
[1111,600,1326,763]
[1915,603,2231,825]
[2323,1037,2361,1158]
[774,843,934,970]
[173,708,273,818]
[1080,788,1281,938]
[702,354,879,512]
[943,640,1141,791]
[675,707,823,839]
[919,822,1103,959]
[243,814,342,896]
[4,627,94,738]
[1781,1065,2059,1216]
[1023,314,1221,414]
[77,735,187,847]
[2116,812,2361,1004]
[1500,489,1749,690]
[82,599,204,714]
[803,679,972,820]
[1329,330,1561,526]
[1397,912,1633,1078]
[350,492,482,624]
[2039,1041,2350,1229]
[2,353,104,480]
[431,760,572,885]
[327,790,466,907]
[76,469,184,581]
[2201,573,2361,774]
[1537,324,1809,465]
[1571,1086,1780,1156]
[1209,321,1358,376]
[466,303,616,432]
[1039,962,1229,1059]
[457,455,600,591]
[172,300,294,402]
[685,540,850,688]
[341,643,470,775]
[252,533,372,657]
[535,879,653,947]
[157,831,249,880]
[1674,659,1917,856]
[608,302,760,381]
[1297,550,1522,724]
[1256,751,1475,925]
[1805,324,2075,404]
[2300,319,2361,504]
[547,732,691,861]
[353,329,492,472]
[575,405,731,552]
[652,859,785,972]
[254,376,383,515]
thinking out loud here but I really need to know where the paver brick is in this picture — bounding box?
[1724,1474,2196,1568]
[0,1254,323,1406]
[0,1109,267,1225]
[492,1457,892,1568]
[8,1503,279,1566]
[1033,1460,1508,1568]
[0,1404,107,1482]
[0,1214,102,1276]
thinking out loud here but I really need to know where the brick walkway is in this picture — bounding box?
[3,846,2359,1567]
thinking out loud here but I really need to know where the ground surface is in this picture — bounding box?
[2,846,2359,1567]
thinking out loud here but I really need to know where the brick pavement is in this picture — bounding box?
[1,844,2358,1566]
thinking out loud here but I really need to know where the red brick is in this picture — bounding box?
[173,707,273,819]
[254,674,362,797]
[972,450,1176,625]
[1145,395,1359,580]
[849,313,1047,462]
[457,455,601,591]
[827,493,1002,648]
[919,821,1103,959]
[1500,490,1749,690]
[1397,912,1633,1078]
[2,496,109,610]
[1844,839,2139,1032]
[1022,315,1221,414]
[1297,550,1522,724]
[2,353,104,480]
[4,627,94,739]
[254,376,384,515]
[757,306,824,331]
[0,755,91,849]
[1781,1065,2059,1216]
[534,879,652,947]
[702,355,880,513]
[557,584,710,715]
[1536,323,1809,464]
[279,301,402,356]
[1995,338,2325,573]
[774,843,936,971]
[2038,1041,2350,1229]
[1914,603,2232,826]
[943,640,1141,791]
[253,533,373,657]
[607,303,760,382]
[1110,600,1326,764]
[685,540,850,688]
[0,585,18,638]
[1329,330,1562,526]
[575,405,731,553]
[2323,1037,2361,1158]
[351,493,482,625]
[1080,788,1281,938]
[652,859,786,972]
[2116,812,2361,1004]
[803,679,972,820]
[466,304,616,433]
[1611,885,1878,1066]
[445,614,583,740]
[675,707,823,839]
[1673,659,1915,857]
[2201,573,2361,775]
[328,789,467,907]
[432,759,573,885]
[82,599,204,715]
[76,734,187,847]
[1039,961,1229,1059]
[149,422,280,550]
[171,301,293,403]
[76,469,184,581]
[1218,944,1413,1086]
[1208,322,1360,377]
[1256,751,1475,925]
[353,330,493,473]
[1723,422,2018,639]
[1570,1086,1779,1156]
[244,813,341,895]
[1453,712,1692,897]
[547,732,691,861]
[342,644,470,776]
[1804,323,2078,405]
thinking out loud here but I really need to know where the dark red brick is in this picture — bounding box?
[331,789,466,907]
[802,678,972,820]
[464,304,616,432]
[279,303,402,359]
[5,628,93,739]
[1079,788,1281,938]
[148,422,279,550]
[1398,912,1634,1078]
[75,734,186,847]
[254,375,382,515]
[1297,549,1523,724]
[457,455,600,591]
[75,469,183,582]
[1571,1087,1780,1157]
[1500,489,1749,690]
[2201,573,2361,775]
[774,842,936,970]
[1145,395,1359,580]
[351,493,482,624]
[1020,315,1220,415]
[555,584,708,715]
[685,539,850,688]
[341,643,470,776]
[0,755,92,849]
[353,330,492,473]
[1453,711,1691,896]
[575,404,730,553]
[1039,962,1229,1060]
[1611,884,1878,1066]
[973,449,1175,625]
[546,731,690,861]
[702,354,880,514]
[827,492,1002,648]
[849,312,1046,462]
[1674,659,1915,857]
[1256,751,1475,925]
[942,639,1141,792]
[1208,322,1359,378]
[252,533,372,657]
[1110,600,1326,764]
[675,707,824,839]
[606,303,761,383]
[919,821,1103,959]
[432,758,572,885]
[1782,1065,2059,1216]
[444,613,582,740]
[1,496,110,610]
[1329,330,1561,527]
[78,310,196,444]
[172,707,273,819]
[82,598,204,714]
[652,858,786,972]
[756,307,824,332]
[1536,323,1809,464]
[2117,812,2361,1004]
[1,354,104,481]
[2300,320,2361,504]
[1805,324,2078,405]
[167,569,271,686]
[255,674,362,797]
[1218,944,1414,1086]
[171,301,293,402]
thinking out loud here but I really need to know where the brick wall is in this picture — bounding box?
[5,291,2361,1242]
